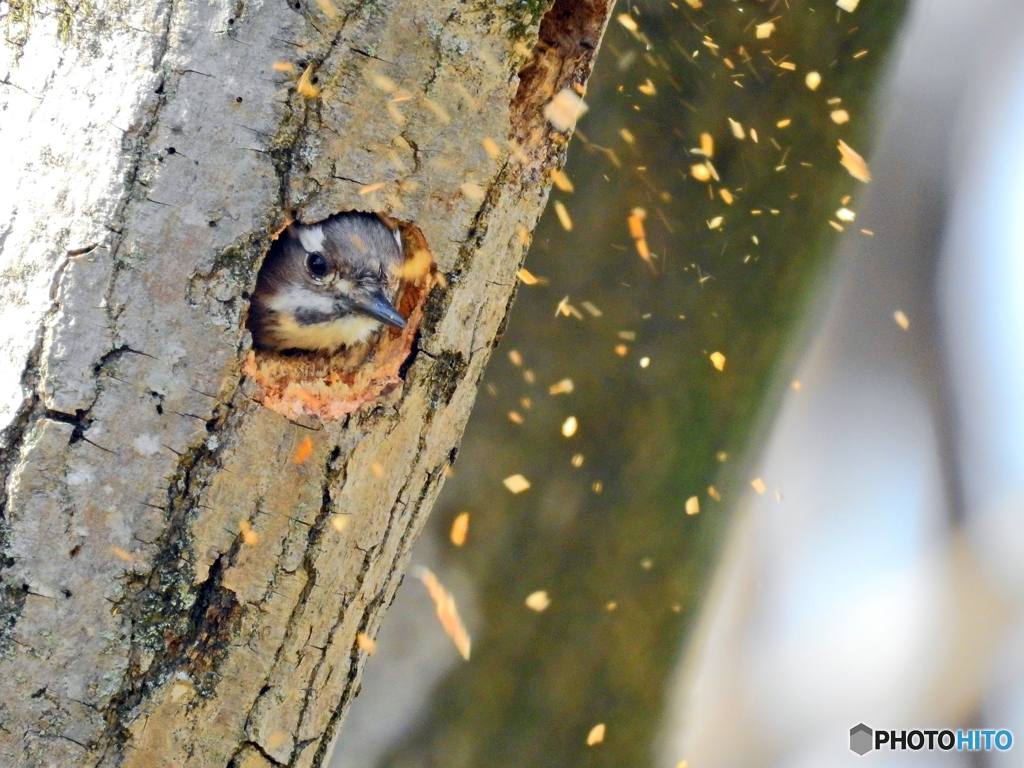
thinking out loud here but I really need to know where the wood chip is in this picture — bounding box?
[503,474,531,493]
[728,117,745,140]
[551,169,574,192]
[239,520,259,546]
[690,163,712,182]
[292,435,313,464]
[617,13,638,32]
[831,109,850,124]
[562,417,578,437]
[461,182,486,201]
[685,496,700,515]
[751,477,767,494]
[836,0,859,11]
[755,22,775,39]
[553,200,573,230]
[517,268,539,285]
[110,546,134,563]
[894,310,909,330]
[418,568,471,660]
[709,351,726,370]
[587,724,606,746]
[450,512,470,546]
[482,136,501,159]
[549,378,574,395]
[544,88,588,132]
[314,0,337,18]
[805,71,821,90]
[838,140,871,182]
[357,632,377,654]
[296,64,320,98]
[422,96,451,123]
[836,207,855,222]
[525,590,551,611]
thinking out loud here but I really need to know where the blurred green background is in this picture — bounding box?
[377,1,910,766]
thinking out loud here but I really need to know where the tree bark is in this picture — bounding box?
[0,0,613,764]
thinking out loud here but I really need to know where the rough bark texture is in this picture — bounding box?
[0,0,613,764]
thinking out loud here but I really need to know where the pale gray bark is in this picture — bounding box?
[0,0,613,765]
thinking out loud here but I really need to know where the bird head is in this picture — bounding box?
[250,212,406,353]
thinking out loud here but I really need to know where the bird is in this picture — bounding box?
[248,212,406,353]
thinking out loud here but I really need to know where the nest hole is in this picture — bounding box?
[243,216,436,422]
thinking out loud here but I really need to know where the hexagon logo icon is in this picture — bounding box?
[850,723,873,755]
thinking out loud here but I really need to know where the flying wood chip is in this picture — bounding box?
[418,568,471,660]
[296,64,320,99]
[292,435,313,464]
[450,512,470,546]
[553,200,573,231]
[587,723,606,746]
[549,378,574,395]
[525,590,551,611]
[838,140,871,182]
[503,474,531,494]
[314,0,337,18]
[544,88,588,132]
[551,169,574,192]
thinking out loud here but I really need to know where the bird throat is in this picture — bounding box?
[274,312,383,352]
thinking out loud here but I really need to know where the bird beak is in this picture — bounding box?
[351,288,406,329]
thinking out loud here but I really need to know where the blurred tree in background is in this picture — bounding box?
[379,2,910,766]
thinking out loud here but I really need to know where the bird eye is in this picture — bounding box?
[306,252,328,278]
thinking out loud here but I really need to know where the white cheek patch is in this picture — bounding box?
[266,286,335,315]
[393,228,403,252]
[297,224,326,254]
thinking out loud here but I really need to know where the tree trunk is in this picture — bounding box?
[0,0,613,764]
